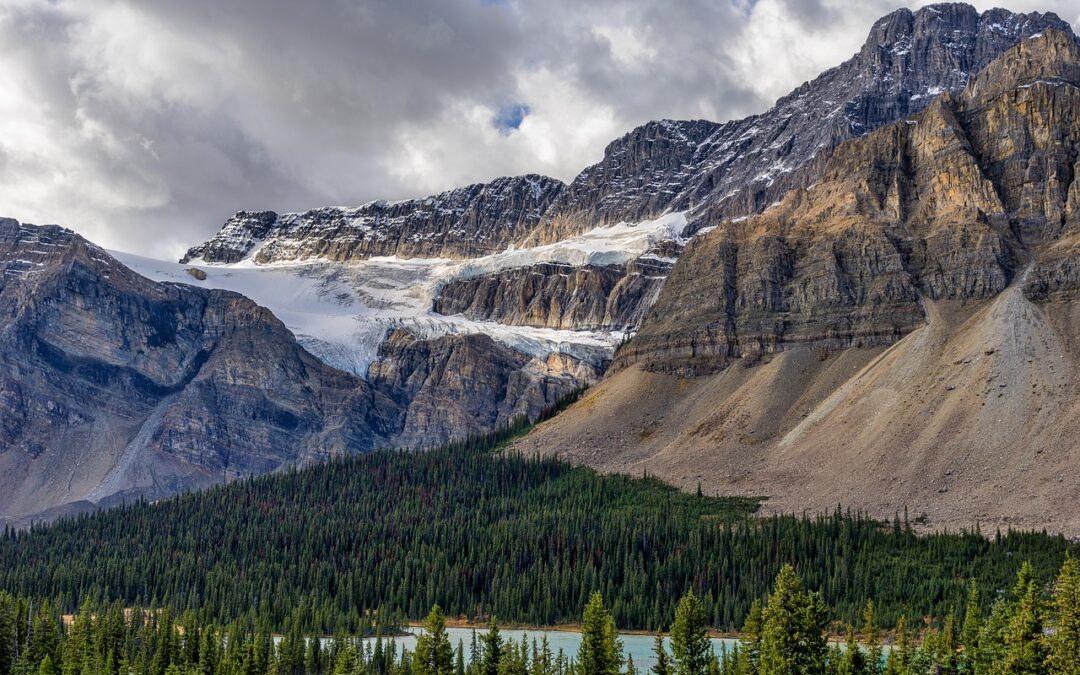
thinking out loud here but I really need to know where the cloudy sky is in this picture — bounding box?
[1,0,1078,258]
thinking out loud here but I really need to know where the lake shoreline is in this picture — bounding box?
[408,619,889,643]
[414,618,736,640]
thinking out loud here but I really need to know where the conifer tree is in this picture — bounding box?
[740,600,762,675]
[937,610,958,675]
[706,652,721,675]
[331,643,356,675]
[824,642,841,675]
[729,644,750,675]
[415,605,454,675]
[758,565,827,675]
[199,626,221,675]
[1002,562,1046,674]
[578,593,622,675]
[958,580,980,673]
[531,636,553,675]
[27,601,60,673]
[973,599,1009,674]
[651,633,671,675]
[38,653,57,675]
[481,620,503,675]
[860,601,881,675]
[670,592,710,675]
[305,633,323,675]
[1046,556,1080,675]
[0,593,14,675]
[836,625,860,675]
[278,619,306,675]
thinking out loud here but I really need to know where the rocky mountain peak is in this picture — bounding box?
[964,28,1080,105]
[187,4,1073,265]
[183,174,565,265]
[0,218,131,288]
[528,3,1076,246]
[619,18,1080,376]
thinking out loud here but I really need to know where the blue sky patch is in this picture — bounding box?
[492,103,530,134]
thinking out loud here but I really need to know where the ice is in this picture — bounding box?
[110,213,683,378]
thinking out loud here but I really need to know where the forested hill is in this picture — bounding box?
[0,446,1074,634]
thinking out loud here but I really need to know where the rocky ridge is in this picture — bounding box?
[619,29,1080,374]
[432,240,679,331]
[0,218,396,520]
[188,5,1065,275]
[182,174,565,264]
[516,30,1080,535]
[0,219,589,523]
[178,4,1073,354]
[531,4,1075,244]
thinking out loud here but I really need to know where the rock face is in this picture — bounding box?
[0,219,399,521]
[180,4,1066,351]
[431,244,678,331]
[367,330,597,447]
[518,30,1080,536]
[0,220,597,522]
[182,175,565,264]
[621,30,1080,374]
[531,4,1073,244]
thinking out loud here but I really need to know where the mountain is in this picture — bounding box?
[173,2,1066,406]
[182,174,565,265]
[530,3,1074,243]
[0,219,395,522]
[516,30,1080,535]
[0,220,586,523]
[4,3,1077,526]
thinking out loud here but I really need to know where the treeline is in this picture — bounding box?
[4,558,1079,674]
[1,447,1075,633]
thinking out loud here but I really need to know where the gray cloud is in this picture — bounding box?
[0,0,1077,257]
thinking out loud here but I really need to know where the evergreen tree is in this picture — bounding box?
[278,619,306,675]
[1002,562,1046,674]
[0,593,14,675]
[577,593,622,675]
[836,625,860,675]
[38,654,58,675]
[758,565,827,675]
[958,580,980,673]
[860,601,881,675]
[973,599,1009,674]
[415,606,454,675]
[1046,556,1080,675]
[705,653,721,675]
[651,634,671,675]
[480,620,503,675]
[198,626,221,675]
[470,630,481,675]
[740,600,762,675]
[937,610,958,675]
[531,637,553,675]
[331,643,356,675]
[27,601,60,672]
[670,592,711,675]
[305,634,324,675]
